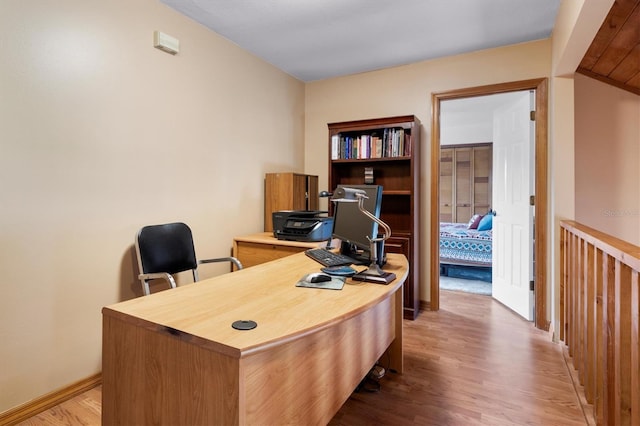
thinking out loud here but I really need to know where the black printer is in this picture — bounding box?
[272,210,334,242]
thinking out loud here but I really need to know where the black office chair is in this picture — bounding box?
[135,222,243,295]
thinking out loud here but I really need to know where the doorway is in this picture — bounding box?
[429,79,549,331]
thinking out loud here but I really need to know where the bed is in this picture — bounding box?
[439,222,492,267]
[439,221,493,282]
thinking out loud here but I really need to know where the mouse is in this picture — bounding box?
[306,272,332,283]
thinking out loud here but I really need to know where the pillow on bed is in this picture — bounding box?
[467,214,483,229]
[477,214,493,231]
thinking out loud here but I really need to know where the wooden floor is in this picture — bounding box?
[18,290,588,425]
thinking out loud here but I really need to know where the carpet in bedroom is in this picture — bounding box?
[439,276,492,296]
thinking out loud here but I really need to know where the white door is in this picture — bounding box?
[492,91,535,320]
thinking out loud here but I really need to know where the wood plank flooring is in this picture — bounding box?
[18,290,588,425]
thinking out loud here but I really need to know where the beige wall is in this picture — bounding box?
[0,0,304,412]
[575,74,640,245]
[547,0,613,337]
[305,40,552,308]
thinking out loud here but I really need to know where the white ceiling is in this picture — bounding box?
[160,0,561,82]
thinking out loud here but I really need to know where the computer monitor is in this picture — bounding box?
[331,184,383,263]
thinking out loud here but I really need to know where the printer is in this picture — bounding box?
[272,210,334,242]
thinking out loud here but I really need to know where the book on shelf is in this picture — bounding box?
[332,127,411,160]
[331,135,340,160]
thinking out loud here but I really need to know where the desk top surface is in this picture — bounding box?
[103,252,408,358]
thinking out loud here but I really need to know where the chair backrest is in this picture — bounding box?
[136,222,198,275]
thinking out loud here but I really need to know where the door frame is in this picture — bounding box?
[429,78,549,331]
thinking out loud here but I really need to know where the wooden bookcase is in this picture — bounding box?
[439,144,492,224]
[328,115,421,320]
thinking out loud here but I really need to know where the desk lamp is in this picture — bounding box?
[331,187,395,283]
[319,190,335,249]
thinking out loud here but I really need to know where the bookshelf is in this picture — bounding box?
[328,115,421,320]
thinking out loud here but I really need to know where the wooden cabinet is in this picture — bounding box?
[328,115,421,320]
[440,144,492,224]
[264,172,319,232]
[232,232,329,269]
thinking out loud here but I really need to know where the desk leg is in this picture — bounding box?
[383,286,403,374]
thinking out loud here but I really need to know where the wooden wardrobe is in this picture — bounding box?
[440,143,492,224]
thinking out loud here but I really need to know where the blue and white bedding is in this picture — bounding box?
[439,222,492,267]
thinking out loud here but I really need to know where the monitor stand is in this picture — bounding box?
[339,242,370,266]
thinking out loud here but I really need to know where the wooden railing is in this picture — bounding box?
[560,221,640,426]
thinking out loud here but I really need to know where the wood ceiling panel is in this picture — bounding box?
[627,71,640,88]
[591,4,639,75]
[580,0,638,69]
[609,44,640,82]
[577,0,640,95]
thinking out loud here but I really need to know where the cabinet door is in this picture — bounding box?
[454,148,473,223]
[439,148,454,222]
[307,175,319,211]
[292,174,309,211]
[385,234,416,320]
[473,146,492,215]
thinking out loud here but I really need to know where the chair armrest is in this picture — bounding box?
[199,256,243,270]
[138,272,177,288]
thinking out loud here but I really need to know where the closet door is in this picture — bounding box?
[454,148,473,223]
[439,148,454,222]
[473,146,492,215]
[440,144,492,224]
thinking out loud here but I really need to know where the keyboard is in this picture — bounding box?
[305,248,356,267]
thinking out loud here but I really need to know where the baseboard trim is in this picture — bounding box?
[562,347,596,426]
[0,373,102,425]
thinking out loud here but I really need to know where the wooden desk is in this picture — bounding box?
[102,252,407,425]
[232,232,336,268]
